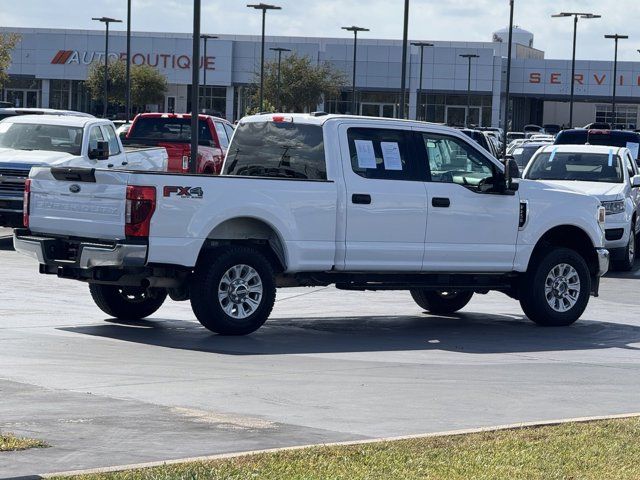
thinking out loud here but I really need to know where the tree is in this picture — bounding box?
[0,33,21,89]
[249,53,345,113]
[86,59,167,110]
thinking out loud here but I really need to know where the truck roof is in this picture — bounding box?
[239,112,447,128]
[538,144,626,155]
[135,112,229,123]
[1,114,105,128]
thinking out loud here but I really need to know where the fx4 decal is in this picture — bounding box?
[163,186,204,199]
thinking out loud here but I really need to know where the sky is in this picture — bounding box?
[2,0,639,62]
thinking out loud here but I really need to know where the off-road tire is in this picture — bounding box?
[89,284,167,320]
[410,290,474,315]
[519,247,590,327]
[190,246,276,335]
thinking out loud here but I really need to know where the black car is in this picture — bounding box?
[460,129,496,157]
[555,129,640,163]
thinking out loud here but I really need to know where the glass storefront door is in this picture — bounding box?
[445,106,482,127]
[4,89,39,108]
[360,102,397,118]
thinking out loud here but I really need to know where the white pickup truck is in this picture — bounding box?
[0,114,167,227]
[15,113,609,335]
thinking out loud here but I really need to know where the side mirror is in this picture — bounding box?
[88,141,109,160]
[632,175,640,188]
[502,158,520,194]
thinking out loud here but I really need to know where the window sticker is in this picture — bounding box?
[608,149,614,167]
[380,142,403,170]
[626,142,639,160]
[548,147,558,163]
[354,140,377,169]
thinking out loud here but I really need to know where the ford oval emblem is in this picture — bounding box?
[69,184,81,193]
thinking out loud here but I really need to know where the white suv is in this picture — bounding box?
[524,144,640,271]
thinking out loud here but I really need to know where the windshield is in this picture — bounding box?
[525,151,623,183]
[0,122,83,155]
[223,121,326,180]
[555,130,640,159]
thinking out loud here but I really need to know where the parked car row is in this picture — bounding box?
[0,109,235,227]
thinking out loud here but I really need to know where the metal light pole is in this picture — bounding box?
[342,26,369,115]
[552,12,600,128]
[501,0,514,158]
[92,16,122,118]
[460,54,480,128]
[125,0,132,122]
[399,0,410,118]
[605,34,629,127]
[247,3,281,112]
[190,0,201,174]
[411,41,433,121]
[270,47,291,112]
[200,34,218,112]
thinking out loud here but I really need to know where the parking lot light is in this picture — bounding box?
[410,42,434,121]
[247,3,282,112]
[604,34,629,127]
[342,25,369,115]
[269,47,291,112]
[502,0,514,159]
[460,54,480,128]
[552,12,601,128]
[92,16,123,118]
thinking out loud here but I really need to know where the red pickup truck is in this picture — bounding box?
[124,113,234,174]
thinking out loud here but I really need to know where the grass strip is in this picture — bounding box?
[55,417,640,480]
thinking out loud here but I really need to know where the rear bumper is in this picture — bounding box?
[13,230,147,269]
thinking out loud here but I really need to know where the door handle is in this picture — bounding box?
[352,194,372,205]
[432,197,450,208]
[121,161,128,166]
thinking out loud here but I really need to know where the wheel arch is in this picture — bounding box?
[527,225,598,275]
[197,216,288,272]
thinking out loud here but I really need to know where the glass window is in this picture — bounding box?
[526,152,623,184]
[223,121,326,180]
[224,123,235,143]
[214,122,229,149]
[129,117,213,143]
[421,133,495,188]
[0,122,83,155]
[347,128,420,181]
[101,125,121,156]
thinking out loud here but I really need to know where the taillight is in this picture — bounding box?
[125,185,156,237]
[23,179,31,228]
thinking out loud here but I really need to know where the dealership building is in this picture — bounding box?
[2,26,640,129]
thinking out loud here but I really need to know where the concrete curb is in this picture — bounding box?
[41,412,640,478]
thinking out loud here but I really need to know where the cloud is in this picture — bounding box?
[2,0,639,62]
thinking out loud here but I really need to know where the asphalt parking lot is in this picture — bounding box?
[2,236,640,478]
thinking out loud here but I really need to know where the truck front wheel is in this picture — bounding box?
[89,284,167,320]
[410,290,474,315]
[190,246,276,335]
[519,248,591,327]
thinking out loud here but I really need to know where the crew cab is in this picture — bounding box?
[0,115,168,227]
[124,113,234,175]
[15,114,609,336]
[524,144,640,271]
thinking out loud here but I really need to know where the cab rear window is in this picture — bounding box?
[223,121,326,180]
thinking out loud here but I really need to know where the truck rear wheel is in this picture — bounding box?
[410,290,474,315]
[190,246,276,335]
[89,284,167,320]
[519,248,590,327]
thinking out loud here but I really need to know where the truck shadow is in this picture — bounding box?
[58,312,640,356]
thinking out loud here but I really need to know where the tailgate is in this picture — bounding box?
[28,167,130,240]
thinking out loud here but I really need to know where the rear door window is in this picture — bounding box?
[346,128,421,181]
[223,121,326,180]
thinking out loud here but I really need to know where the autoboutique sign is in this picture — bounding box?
[50,50,218,71]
